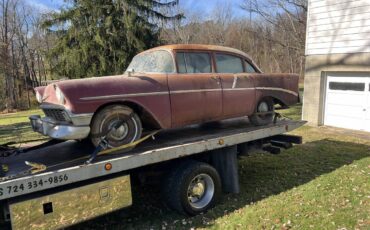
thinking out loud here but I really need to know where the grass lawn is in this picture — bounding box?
[0,109,44,145]
[0,104,369,229]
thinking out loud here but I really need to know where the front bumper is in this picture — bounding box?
[29,115,90,140]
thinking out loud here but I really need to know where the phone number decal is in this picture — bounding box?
[0,174,69,197]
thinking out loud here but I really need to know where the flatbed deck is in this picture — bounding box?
[0,118,305,201]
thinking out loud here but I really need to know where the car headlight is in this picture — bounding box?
[55,86,65,105]
[35,91,42,103]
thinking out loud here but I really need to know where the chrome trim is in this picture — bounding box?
[29,115,90,140]
[79,87,297,101]
[171,89,221,94]
[69,113,93,126]
[40,103,66,110]
[223,87,254,91]
[255,87,299,97]
[40,103,93,126]
[80,88,254,101]
[80,92,169,101]
[232,76,238,88]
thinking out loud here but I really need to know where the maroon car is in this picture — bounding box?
[30,44,299,148]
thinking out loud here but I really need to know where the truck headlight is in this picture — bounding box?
[35,91,42,103]
[55,86,65,105]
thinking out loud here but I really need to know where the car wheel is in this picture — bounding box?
[90,105,142,149]
[250,98,275,126]
[162,160,221,216]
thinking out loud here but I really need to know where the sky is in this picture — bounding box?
[26,0,247,17]
[180,0,246,16]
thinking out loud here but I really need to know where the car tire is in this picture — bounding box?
[162,160,221,216]
[250,98,275,126]
[90,105,142,149]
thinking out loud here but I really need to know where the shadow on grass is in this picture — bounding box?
[0,122,39,144]
[65,139,370,230]
[1,139,369,229]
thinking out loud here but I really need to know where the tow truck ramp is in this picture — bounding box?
[0,119,305,230]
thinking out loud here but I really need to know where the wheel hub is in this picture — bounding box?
[258,101,269,112]
[187,174,215,209]
[108,120,129,141]
[191,182,205,197]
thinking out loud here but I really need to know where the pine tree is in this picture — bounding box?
[43,0,181,79]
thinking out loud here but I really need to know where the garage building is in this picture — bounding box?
[303,0,370,132]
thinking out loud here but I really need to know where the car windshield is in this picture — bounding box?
[126,50,174,73]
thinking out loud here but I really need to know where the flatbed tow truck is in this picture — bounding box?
[0,117,305,230]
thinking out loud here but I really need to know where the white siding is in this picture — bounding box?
[306,0,370,55]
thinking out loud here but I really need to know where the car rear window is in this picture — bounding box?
[329,82,365,91]
[215,54,243,73]
[176,52,212,73]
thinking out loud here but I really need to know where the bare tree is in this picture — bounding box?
[0,0,53,111]
[160,0,307,74]
[241,0,307,74]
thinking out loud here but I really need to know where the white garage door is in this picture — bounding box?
[324,74,370,132]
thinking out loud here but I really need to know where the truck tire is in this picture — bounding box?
[250,98,275,126]
[90,105,142,148]
[162,160,221,216]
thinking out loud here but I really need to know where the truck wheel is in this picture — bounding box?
[162,160,221,216]
[90,105,142,148]
[250,99,275,126]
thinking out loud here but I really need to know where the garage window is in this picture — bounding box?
[329,82,365,91]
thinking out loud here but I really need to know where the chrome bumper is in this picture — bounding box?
[29,115,90,140]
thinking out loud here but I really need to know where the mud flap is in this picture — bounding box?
[210,145,240,194]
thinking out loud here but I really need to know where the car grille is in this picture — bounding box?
[43,108,70,122]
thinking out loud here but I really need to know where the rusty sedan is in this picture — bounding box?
[29,44,299,148]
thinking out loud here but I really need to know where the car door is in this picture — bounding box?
[214,53,256,118]
[168,51,222,127]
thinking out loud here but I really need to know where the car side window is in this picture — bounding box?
[176,52,212,73]
[215,53,243,73]
[245,60,257,73]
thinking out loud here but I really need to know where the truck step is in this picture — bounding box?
[270,140,293,149]
[262,145,281,154]
[269,134,302,144]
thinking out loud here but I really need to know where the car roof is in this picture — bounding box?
[139,44,263,73]
[145,44,251,59]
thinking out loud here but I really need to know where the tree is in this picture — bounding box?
[160,1,307,74]
[0,0,55,111]
[0,0,16,110]
[241,0,307,74]
[42,0,181,79]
